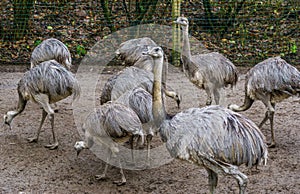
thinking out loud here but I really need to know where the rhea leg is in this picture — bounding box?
[113,158,126,186]
[213,87,220,105]
[258,112,269,128]
[203,157,248,194]
[268,103,276,148]
[130,135,134,163]
[204,85,212,106]
[44,114,59,149]
[146,134,153,166]
[259,99,276,147]
[95,149,112,180]
[205,168,218,194]
[28,109,47,143]
[33,93,58,149]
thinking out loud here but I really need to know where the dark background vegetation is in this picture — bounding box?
[0,0,299,67]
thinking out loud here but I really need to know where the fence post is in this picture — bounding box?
[172,0,181,67]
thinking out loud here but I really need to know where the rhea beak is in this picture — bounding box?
[176,99,181,109]
[3,121,11,130]
[76,149,82,157]
[142,51,149,56]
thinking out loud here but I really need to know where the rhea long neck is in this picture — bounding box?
[181,25,192,71]
[152,55,166,128]
[8,91,27,122]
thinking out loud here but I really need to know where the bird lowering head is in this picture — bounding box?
[174,94,181,109]
[3,111,17,129]
[165,90,181,109]
[174,16,189,27]
[74,141,87,156]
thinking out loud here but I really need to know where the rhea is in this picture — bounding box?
[229,56,300,147]
[112,37,181,107]
[174,17,238,106]
[100,66,180,108]
[4,60,80,149]
[30,38,72,70]
[74,101,144,185]
[144,46,267,194]
[115,87,154,164]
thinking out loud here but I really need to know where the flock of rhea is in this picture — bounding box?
[4,17,300,193]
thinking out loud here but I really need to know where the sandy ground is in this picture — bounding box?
[0,64,299,194]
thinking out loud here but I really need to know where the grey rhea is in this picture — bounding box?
[74,101,144,185]
[116,87,154,165]
[174,17,238,106]
[145,46,268,194]
[30,38,72,70]
[228,56,300,148]
[113,37,181,107]
[115,37,157,71]
[100,66,179,164]
[4,60,80,149]
[100,66,181,108]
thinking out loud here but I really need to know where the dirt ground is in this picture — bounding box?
[0,64,299,194]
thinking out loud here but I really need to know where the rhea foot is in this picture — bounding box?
[27,137,38,143]
[267,141,276,148]
[113,179,126,186]
[44,142,59,150]
[95,174,107,180]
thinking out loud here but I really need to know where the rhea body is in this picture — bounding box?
[112,37,181,107]
[100,66,180,108]
[4,60,80,149]
[115,37,158,71]
[30,38,72,70]
[74,101,144,185]
[175,17,238,105]
[229,56,300,147]
[145,46,267,194]
[115,87,154,164]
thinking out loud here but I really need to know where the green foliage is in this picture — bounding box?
[290,41,297,54]
[76,45,87,56]
[34,39,42,47]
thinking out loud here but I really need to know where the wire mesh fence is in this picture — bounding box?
[0,0,299,66]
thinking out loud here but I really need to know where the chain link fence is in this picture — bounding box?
[0,0,299,66]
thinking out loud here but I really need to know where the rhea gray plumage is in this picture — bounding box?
[228,56,300,147]
[74,101,144,185]
[30,38,72,70]
[115,37,157,70]
[145,46,267,194]
[114,37,181,107]
[100,66,153,104]
[174,17,238,106]
[4,60,80,149]
[116,87,154,164]
[100,66,180,108]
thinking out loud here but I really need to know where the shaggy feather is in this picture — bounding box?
[246,56,300,102]
[19,60,80,103]
[100,67,153,104]
[30,38,72,69]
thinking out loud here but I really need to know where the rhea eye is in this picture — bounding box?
[155,48,160,52]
